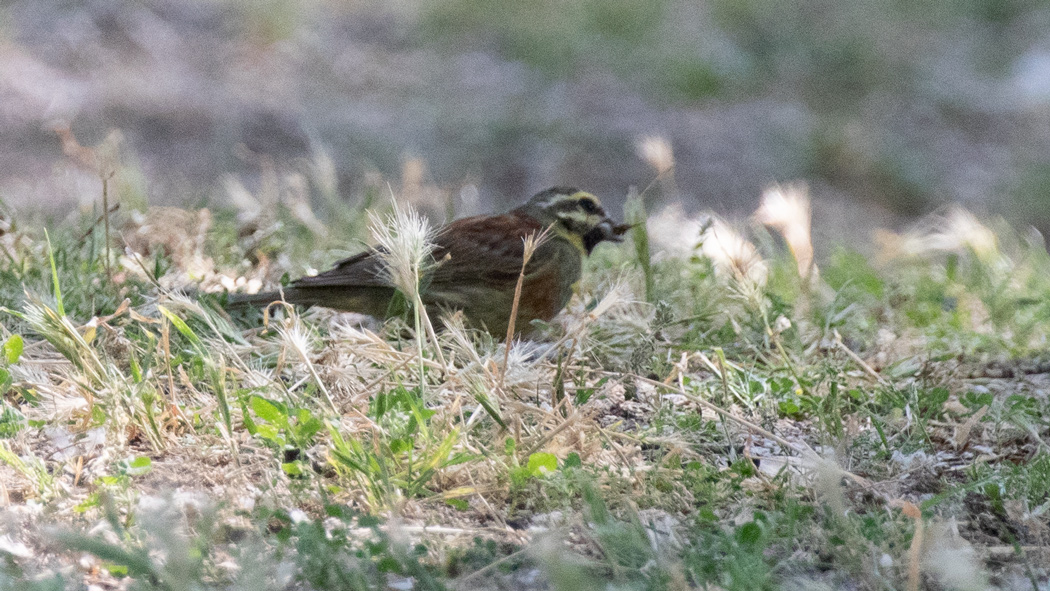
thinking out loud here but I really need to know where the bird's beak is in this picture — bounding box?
[583,219,633,254]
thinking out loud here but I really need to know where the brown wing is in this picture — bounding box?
[291,250,389,288]
[291,210,546,291]
[428,211,547,290]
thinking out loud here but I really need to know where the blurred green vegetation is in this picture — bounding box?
[4,0,1047,233]
[422,0,727,102]
[422,0,1033,108]
[419,0,1046,220]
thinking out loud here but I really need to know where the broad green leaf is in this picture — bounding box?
[251,396,289,428]
[0,403,25,439]
[4,335,23,365]
[298,421,323,442]
[126,456,152,476]
[527,452,558,476]
[254,424,281,442]
[564,452,582,468]
[445,498,469,511]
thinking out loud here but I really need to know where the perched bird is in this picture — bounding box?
[227,187,628,334]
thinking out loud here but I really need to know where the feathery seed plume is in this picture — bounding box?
[700,219,768,289]
[368,201,435,303]
[755,183,815,280]
[636,136,675,174]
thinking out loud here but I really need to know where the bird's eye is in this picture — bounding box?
[578,197,600,214]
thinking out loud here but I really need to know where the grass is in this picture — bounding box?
[0,169,1049,590]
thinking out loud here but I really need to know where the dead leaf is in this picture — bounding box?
[953,405,988,449]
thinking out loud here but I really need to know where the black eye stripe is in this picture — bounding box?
[550,197,602,216]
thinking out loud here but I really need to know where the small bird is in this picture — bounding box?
[227,187,628,334]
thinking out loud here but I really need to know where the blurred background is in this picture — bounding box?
[2,0,1050,243]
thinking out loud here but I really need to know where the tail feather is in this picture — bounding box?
[224,289,299,310]
[223,286,396,318]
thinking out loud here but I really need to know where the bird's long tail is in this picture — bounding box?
[222,285,396,318]
[223,288,303,310]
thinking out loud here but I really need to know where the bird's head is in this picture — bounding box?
[520,187,629,254]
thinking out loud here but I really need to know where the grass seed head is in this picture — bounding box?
[755,183,815,279]
[636,135,675,174]
[369,201,434,303]
[876,205,1001,265]
[700,218,768,289]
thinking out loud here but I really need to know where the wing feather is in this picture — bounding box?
[290,210,549,294]
[429,212,546,289]
[292,250,388,288]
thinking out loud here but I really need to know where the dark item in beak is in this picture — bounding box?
[583,221,633,254]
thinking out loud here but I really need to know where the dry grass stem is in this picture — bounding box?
[3,174,1044,589]
[278,321,337,412]
[369,195,447,377]
[54,122,121,279]
[834,331,889,385]
[501,227,552,390]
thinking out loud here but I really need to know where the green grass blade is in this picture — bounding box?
[43,229,65,317]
